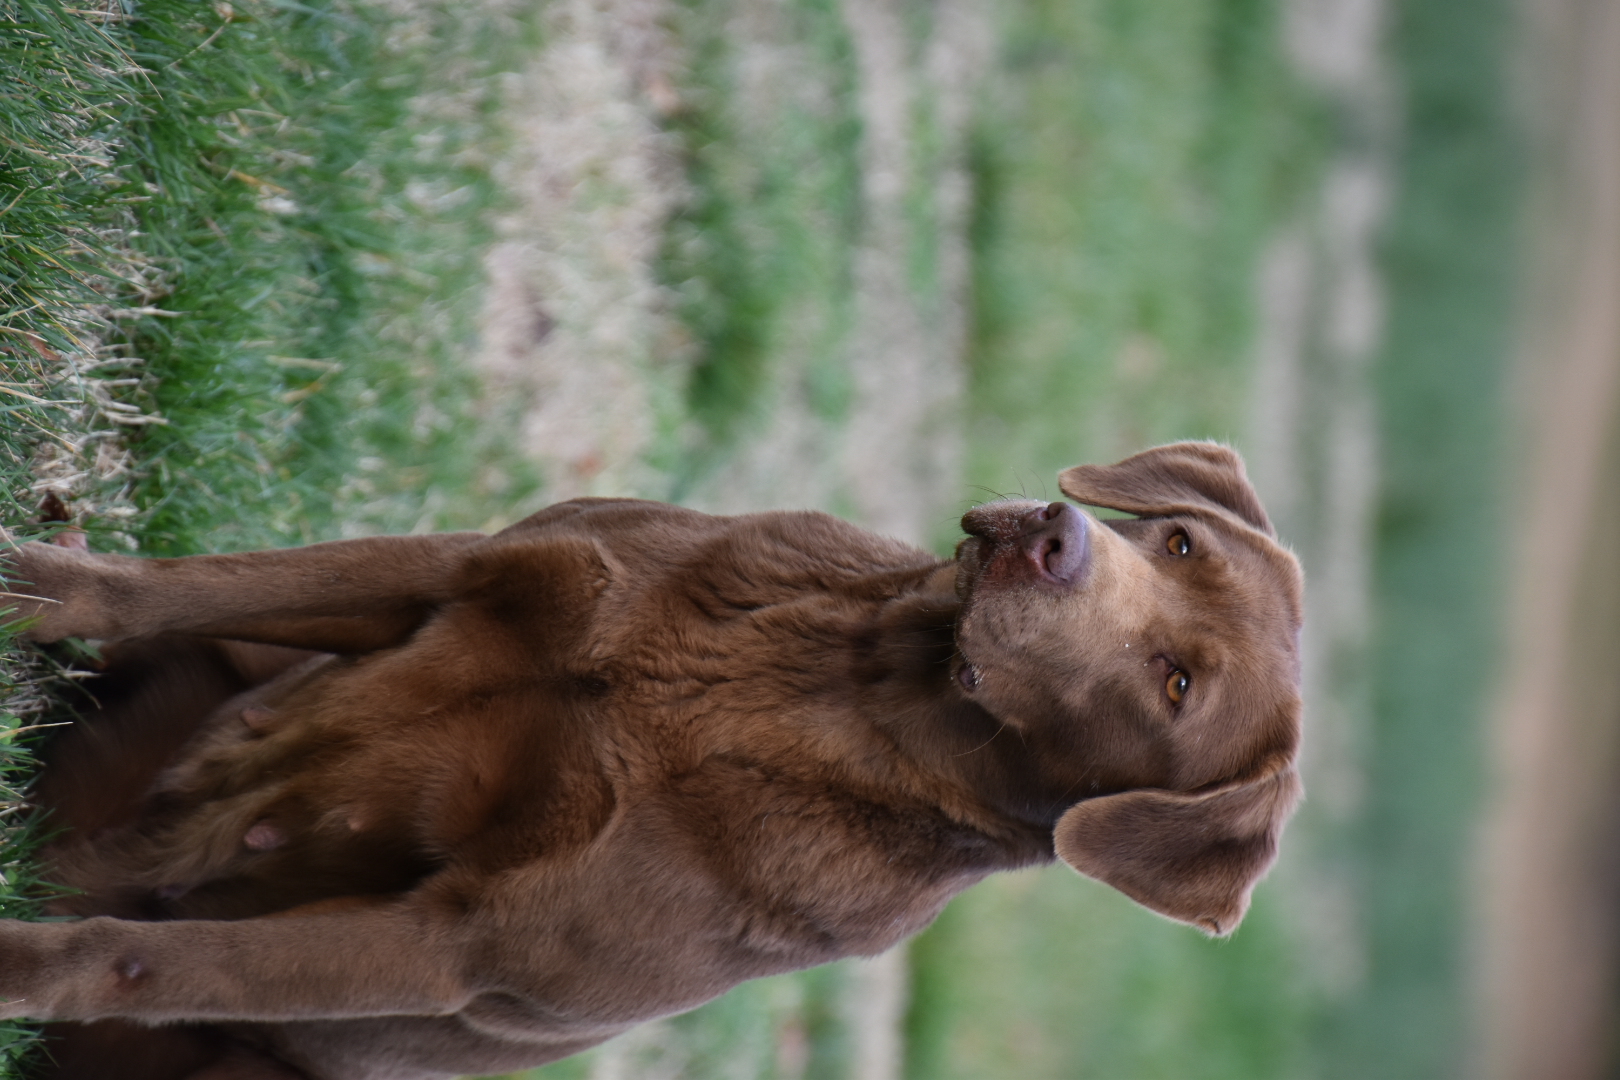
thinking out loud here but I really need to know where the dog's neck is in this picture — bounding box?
[846,562,1071,842]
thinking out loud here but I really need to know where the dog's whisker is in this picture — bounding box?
[951,723,1008,757]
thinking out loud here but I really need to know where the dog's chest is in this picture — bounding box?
[630,751,1004,962]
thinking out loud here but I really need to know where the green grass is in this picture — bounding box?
[904,1,1323,1075]
[107,0,542,553]
[0,3,158,1065]
[8,0,542,551]
[1,1,537,1073]
[963,0,1321,492]
[909,873,1310,1080]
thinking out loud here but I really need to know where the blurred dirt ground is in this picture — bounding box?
[1477,0,1620,1075]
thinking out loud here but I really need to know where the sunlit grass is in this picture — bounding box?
[2,1,536,1073]
[1,3,155,1060]
[106,0,541,552]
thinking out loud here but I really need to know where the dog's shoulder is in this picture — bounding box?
[569,750,1019,967]
[442,499,937,649]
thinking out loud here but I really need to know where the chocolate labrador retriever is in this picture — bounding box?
[0,441,1302,1080]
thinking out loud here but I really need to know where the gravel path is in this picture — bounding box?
[472,0,682,504]
[469,2,985,1076]
[680,0,984,558]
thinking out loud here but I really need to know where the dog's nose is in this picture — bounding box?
[1020,502,1091,585]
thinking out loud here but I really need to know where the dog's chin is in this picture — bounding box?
[950,566,1046,700]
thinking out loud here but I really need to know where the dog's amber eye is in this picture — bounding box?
[1166,669,1190,703]
[1166,531,1190,557]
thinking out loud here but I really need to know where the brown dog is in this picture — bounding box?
[0,442,1303,1080]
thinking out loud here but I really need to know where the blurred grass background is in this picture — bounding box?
[0,0,1577,1077]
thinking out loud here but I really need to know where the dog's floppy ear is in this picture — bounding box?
[1058,441,1273,536]
[1052,765,1301,936]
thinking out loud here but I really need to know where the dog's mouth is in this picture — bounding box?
[958,500,1093,590]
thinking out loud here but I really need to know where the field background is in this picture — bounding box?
[5,0,1617,1078]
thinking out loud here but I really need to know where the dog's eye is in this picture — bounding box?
[1166,531,1190,557]
[1166,669,1190,703]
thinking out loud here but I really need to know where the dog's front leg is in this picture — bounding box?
[2,533,487,651]
[0,903,474,1025]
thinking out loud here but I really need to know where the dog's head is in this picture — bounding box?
[952,442,1303,935]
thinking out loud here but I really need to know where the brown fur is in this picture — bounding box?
[0,443,1303,1080]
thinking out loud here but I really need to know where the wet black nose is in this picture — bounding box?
[1020,502,1091,585]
